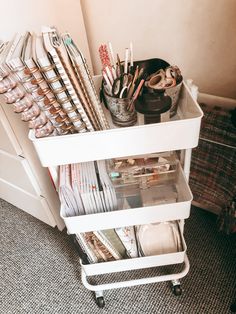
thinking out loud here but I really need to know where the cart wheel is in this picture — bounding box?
[172,285,182,296]
[96,296,105,308]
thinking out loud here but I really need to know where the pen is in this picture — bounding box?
[116,53,122,76]
[129,42,134,73]
[127,73,147,111]
[105,66,114,85]
[124,48,129,74]
[103,70,112,93]
[127,65,139,98]
[133,74,147,101]
[108,42,116,67]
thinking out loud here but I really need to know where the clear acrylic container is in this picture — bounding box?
[106,153,179,210]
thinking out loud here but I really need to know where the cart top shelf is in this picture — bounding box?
[29,79,203,167]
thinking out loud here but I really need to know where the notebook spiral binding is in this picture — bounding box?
[74,50,109,130]
[62,34,109,130]
[0,35,57,138]
[25,63,74,135]
[55,41,101,131]
[6,61,56,138]
[0,69,56,138]
[36,50,88,134]
[42,29,94,132]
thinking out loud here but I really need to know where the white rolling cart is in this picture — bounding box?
[29,77,203,308]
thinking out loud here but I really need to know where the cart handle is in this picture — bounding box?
[81,254,190,291]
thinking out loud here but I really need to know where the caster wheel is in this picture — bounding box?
[172,285,182,296]
[96,296,105,308]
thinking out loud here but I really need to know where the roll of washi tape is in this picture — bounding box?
[147,70,166,90]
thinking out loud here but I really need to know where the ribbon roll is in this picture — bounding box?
[49,106,63,115]
[31,77,44,85]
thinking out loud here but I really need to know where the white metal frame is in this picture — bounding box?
[81,255,190,291]
[79,149,192,293]
[29,78,203,302]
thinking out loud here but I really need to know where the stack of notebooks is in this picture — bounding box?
[59,160,118,216]
[0,26,108,137]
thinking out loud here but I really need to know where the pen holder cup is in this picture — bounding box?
[102,89,137,127]
[164,76,183,117]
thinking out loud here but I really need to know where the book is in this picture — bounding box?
[76,232,115,263]
[75,232,100,263]
[115,226,139,258]
[93,229,128,260]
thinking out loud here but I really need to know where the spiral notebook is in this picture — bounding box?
[32,34,86,133]
[48,29,100,131]
[63,33,109,130]
[22,33,72,135]
[42,26,94,132]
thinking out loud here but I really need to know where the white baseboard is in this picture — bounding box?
[192,201,220,215]
[198,93,236,109]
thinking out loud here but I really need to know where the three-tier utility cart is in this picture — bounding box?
[29,77,203,308]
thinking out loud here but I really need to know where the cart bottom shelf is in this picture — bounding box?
[81,254,189,292]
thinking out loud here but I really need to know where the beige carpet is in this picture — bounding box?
[0,198,235,313]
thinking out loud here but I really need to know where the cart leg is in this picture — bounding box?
[171,279,182,296]
[95,290,105,308]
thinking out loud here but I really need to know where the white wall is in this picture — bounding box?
[0,0,92,70]
[81,0,236,99]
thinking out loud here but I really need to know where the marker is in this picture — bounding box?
[124,48,129,74]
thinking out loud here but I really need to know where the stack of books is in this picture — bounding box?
[73,226,139,264]
[72,220,183,264]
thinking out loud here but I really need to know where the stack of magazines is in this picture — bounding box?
[0,26,108,137]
